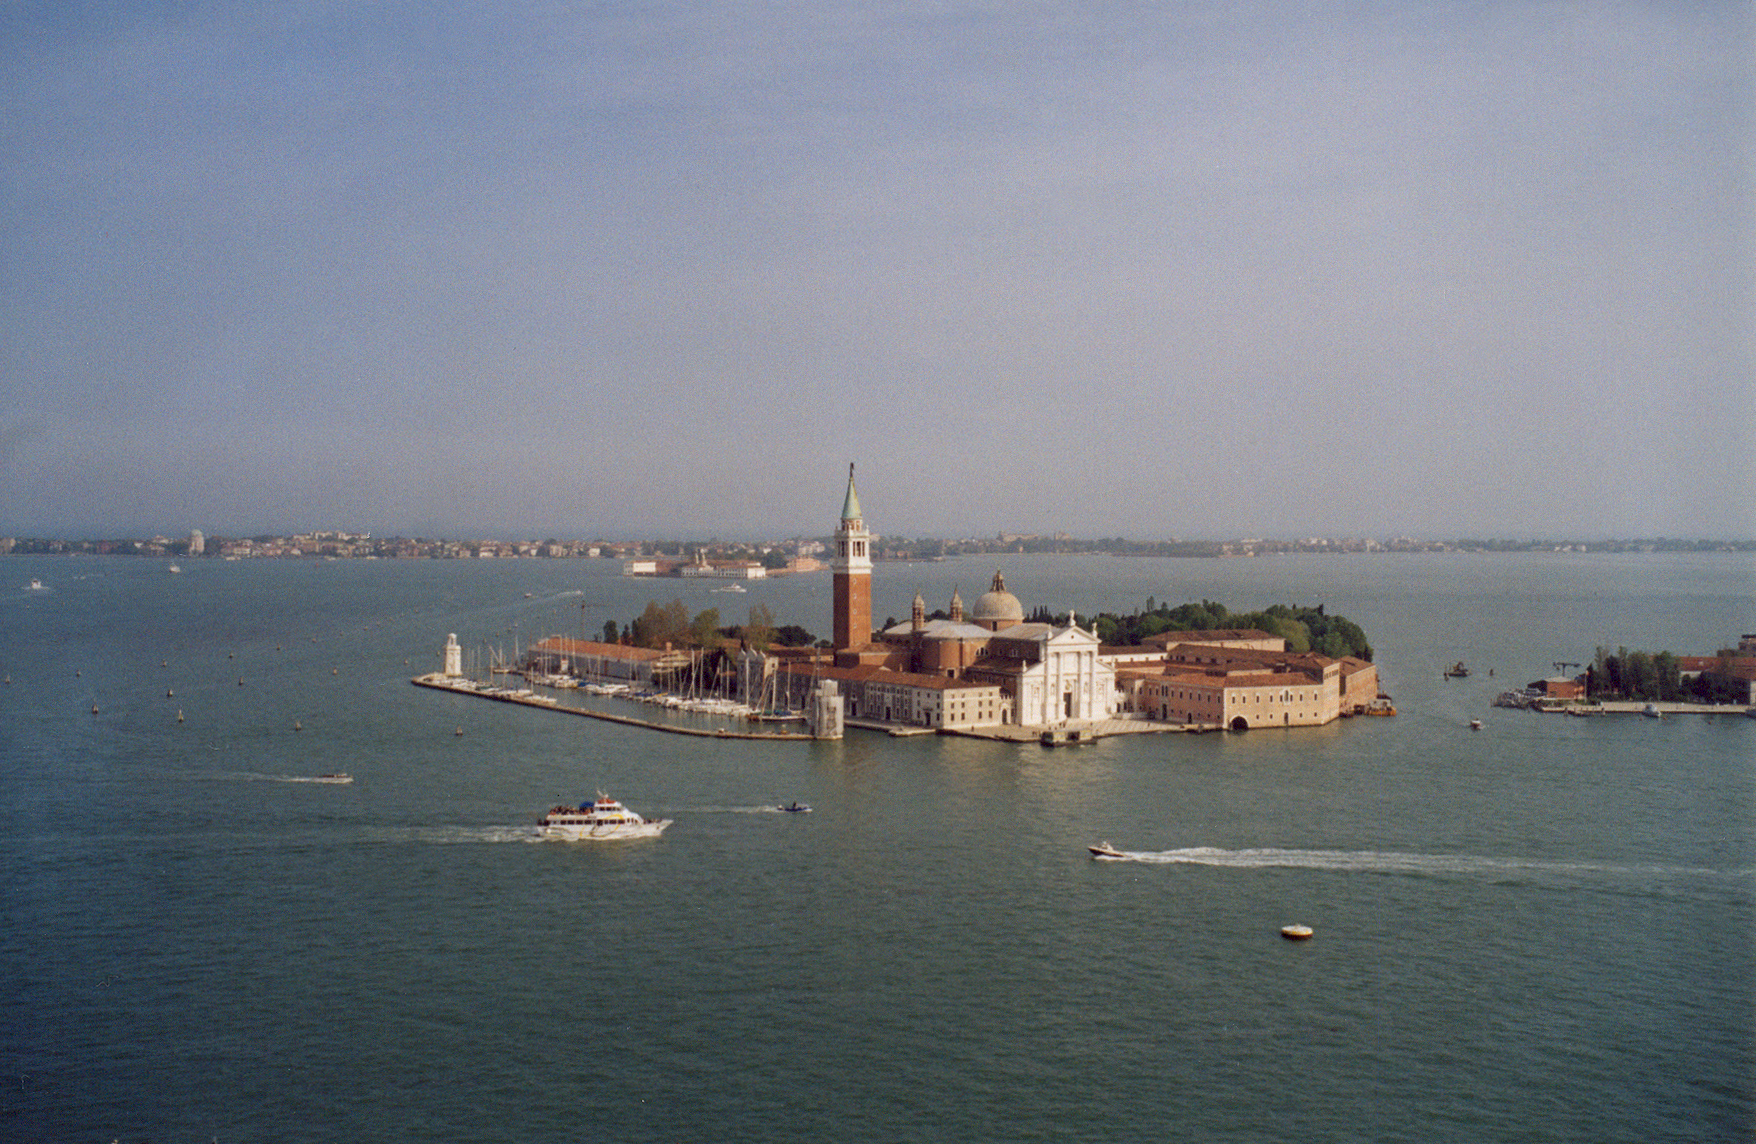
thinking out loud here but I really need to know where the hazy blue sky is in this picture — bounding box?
[3,2,1750,541]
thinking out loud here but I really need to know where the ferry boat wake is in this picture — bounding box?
[1091,846,1737,887]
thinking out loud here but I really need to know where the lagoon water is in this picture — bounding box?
[3,551,1752,1141]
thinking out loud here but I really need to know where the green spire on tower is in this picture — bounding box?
[841,463,862,522]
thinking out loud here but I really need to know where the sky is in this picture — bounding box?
[1,1,1751,542]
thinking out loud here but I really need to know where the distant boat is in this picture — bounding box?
[1280,924,1315,941]
[1641,703,1662,719]
[778,801,812,813]
[314,773,353,784]
[1088,841,1125,858]
[168,564,182,574]
[23,578,47,592]
[1444,662,1470,678]
[1469,719,1482,730]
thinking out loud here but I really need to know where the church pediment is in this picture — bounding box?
[1045,626,1101,649]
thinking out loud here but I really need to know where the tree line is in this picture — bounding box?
[1076,599,1374,660]
[1589,646,1748,704]
[607,600,818,652]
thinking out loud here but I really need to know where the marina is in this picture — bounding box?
[410,672,817,740]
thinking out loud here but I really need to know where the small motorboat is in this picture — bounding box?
[778,801,812,813]
[1280,924,1314,941]
[1469,719,1482,730]
[1088,841,1126,859]
[314,773,353,784]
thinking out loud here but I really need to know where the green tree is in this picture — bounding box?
[743,602,776,650]
[630,599,693,648]
[662,600,690,646]
[1653,651,1681,702]
[1625,651,1657,700]
[689,607,722,648]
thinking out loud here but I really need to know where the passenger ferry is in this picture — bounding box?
[537,793,671,840]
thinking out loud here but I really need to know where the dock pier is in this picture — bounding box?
[410,674,818,741]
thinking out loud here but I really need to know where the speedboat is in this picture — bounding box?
[538,793,671,840]
[778,801,812,813]
[1088,841,1126,859]
[23,578,46,592]
[1469,719,1482,730]
[1641,703,1662,719]
[314,773,353,784]
[1280,924,1315,941]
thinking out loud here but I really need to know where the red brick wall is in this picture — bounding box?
[834,571,870,651]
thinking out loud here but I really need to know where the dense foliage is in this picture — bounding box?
[1590,646,1748,703]
[1067,599,1373,660]
[625,599,815,651]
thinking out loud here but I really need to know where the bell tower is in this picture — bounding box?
[832,463,872,651]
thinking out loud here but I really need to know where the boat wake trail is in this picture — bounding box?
[210,772,348,784]
[363,826,543,845]
[665,805,794,814]
[1107,846,1743,883]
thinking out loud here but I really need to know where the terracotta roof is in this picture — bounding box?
[528,637,663,662]
[778,662,996,692]
[1680,656,1756,678]
[1143,628,1280,647]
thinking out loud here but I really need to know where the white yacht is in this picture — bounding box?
[538,794,671,840]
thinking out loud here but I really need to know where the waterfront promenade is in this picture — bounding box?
[1593,701,1756,716]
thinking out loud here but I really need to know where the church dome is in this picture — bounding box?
[970,570,1024,626]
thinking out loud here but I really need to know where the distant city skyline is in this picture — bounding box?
[2,4,1750,542]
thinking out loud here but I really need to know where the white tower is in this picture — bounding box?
[443,633,463,677]
[811,679,845,740]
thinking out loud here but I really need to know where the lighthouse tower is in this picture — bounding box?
[831,464,872,652]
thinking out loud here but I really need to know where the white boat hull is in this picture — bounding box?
[539,819,671,841]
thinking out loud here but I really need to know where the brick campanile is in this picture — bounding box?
[831,463,872,652]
